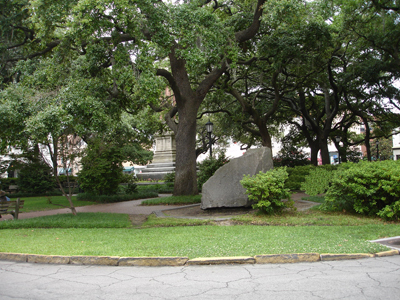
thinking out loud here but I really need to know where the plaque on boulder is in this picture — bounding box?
[201,147,273,209]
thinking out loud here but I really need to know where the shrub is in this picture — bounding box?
[77,191,158,203]
[163,172,175,188]
[241,167,293,214]
[301,167,334,196]
[284,165,316,190]
[197,153,229,191]
[78,140,125,195]
[0,178,18,191]
[322,160,400,220]
[17,161,54,194]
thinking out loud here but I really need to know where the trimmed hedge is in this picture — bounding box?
[77,191,158,203]
[322,160,400,220]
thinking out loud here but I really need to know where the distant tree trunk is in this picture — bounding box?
[309,141,319,166]
[318,135,331,165]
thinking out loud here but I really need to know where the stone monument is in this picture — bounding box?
[201,147,273,209]
[137,132,176,181]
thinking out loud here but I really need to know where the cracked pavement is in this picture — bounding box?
[1,256,399,300]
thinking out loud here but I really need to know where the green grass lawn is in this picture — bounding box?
[0,210,399,257]
[9,196,97,212]
[0,225,395,258]
[0,213,131,229]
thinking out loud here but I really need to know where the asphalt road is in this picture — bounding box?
[1,256,399,300]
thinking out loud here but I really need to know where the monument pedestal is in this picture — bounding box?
[137,132,176,180]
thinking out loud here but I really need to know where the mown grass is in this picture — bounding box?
[1,194,398,258]
[141,195,201,206]
[0,213,131,229]
[232,210,392,226]
[0,225,395,258]
[142,214,211,227]
[9,196,97,213]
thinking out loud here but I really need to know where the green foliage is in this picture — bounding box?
[273,133,311,168]
[120,174,138,194]
[57,175,78,184]
[284,165,316,191]
[17,161,54,195]
[76,191,158,203]
[0,178,18,191]
[141,195,201,206]
[137,183,174,194]
[197,153,229,190]
[78,139,125,196]
[322,161,400,220]
[241,168,293,214]
[163,172,175,188]
[124,183,138,194]
[301,167,334,196]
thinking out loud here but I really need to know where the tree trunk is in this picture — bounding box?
[319,138,331,165]
[259,125,272,148]
[309,141,319,166]
[173,103,200,196]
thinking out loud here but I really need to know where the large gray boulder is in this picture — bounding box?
[201,147,273,209]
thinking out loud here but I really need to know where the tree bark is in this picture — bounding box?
[173,105,200,195]
[319,137,331,165]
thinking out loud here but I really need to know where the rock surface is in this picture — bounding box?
[201,147,273,209]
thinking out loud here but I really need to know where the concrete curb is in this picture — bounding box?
[0,250,398,267]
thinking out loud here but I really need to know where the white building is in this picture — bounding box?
[393,129,400,160]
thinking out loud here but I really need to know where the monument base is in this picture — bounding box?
[136,162,175,181]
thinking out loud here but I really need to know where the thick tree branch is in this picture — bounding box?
[235,0,266,43]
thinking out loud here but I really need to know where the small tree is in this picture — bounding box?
[78,139,125,196]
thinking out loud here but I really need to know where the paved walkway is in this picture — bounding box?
[1,194,175,220]
[2,192,314,220]
[1,255,400,300]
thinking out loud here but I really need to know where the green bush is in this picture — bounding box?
[322,160,400,220]
[17,161,54,194]
[77,191,158,203]
[301,167,334,196]
[284,165,316,190]
[0,178,18,190]
[197,153,229,191]
[77,140,125,195]
[163,172,175,188]
[241,167,293,214]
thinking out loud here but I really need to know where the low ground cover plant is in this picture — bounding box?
[136,183,174,194]
[141,195,201,206]
[77,191,158,203]
[241,167,293,214]
[322,160,400,220]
